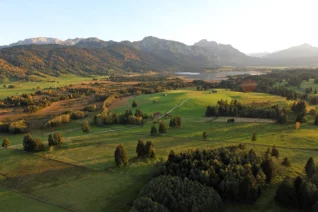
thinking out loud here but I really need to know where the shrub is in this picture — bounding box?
[150,125,158,136]
[45,114,71,128]
[83,104,97,112]
[8,120,28,134]
[132,100,137,108]
[115,144,128,166]
[69,110,88,120]
[281,157,291,167]
[82,120,91,133]
[271,145,279,159]
[203,132,207,140]
[137,176,222,212]
[2,138,10,148]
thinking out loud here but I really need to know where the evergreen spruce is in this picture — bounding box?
[115,144,128,166]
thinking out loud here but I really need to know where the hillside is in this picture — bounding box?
[0,43,173,78]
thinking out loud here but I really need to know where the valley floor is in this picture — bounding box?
[0,88,317,211]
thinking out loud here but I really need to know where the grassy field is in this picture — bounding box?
[0,88,317,211]
[0,75,94,99]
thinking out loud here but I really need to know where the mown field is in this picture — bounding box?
[0,88,317,211]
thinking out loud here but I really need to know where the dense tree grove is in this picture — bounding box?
[205,99,285,121]
[114,144,128,166]
[23,133,44,152]
[162,145,275,203]
[211,69,318,106]
[136,140,155,158]
[133,175,222,212]
[95,110,145,126]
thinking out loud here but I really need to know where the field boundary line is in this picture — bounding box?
[0,183,77,212]
[158,98,191,118]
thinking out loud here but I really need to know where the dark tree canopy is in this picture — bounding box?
[305,157,316,178]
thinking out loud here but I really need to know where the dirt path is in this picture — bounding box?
[158,98,191,118]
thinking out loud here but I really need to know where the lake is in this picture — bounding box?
[175,70,268,81]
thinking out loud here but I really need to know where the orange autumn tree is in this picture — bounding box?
[241,80,257,92]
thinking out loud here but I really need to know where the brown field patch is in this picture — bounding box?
[108,96,131,110]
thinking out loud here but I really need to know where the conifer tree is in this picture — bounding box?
[82,120,91,133]
[158,121,167,134]
[115,144,128,166]
[150,125,158,136]
[305,157,315,178]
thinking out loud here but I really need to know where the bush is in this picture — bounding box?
[132,100,137,108]
[281,157,291,167]
[2,138,10,148]
[150,126,158,136]
[203,132,207,140]
[137,175,222,212]
[45,114,71,128]
[69,110,88,120]
[82,120,91,133]
[8,120,29,134]
[83,104,97,112]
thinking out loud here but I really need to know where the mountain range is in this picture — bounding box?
[1,36,318,79]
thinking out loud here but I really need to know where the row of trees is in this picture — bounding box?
[205,99,286,122]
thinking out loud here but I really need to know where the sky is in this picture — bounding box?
[0,0,318,53]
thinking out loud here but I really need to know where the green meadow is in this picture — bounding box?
[0,88,317,211]
[0,75,94,99]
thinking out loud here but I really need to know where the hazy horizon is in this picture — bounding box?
[1,0,317,53]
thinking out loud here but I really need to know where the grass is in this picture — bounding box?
[0,74,93,99]
[0,88,317,211]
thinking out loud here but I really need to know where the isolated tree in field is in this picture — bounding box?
[271,145,279,159]
[132,100,137,108]
[281,157,291,167]
[48,134,55,146]
[82,120,91,133]
[251,132,257,142]
[158,121,167,134]
[136,140,146,158]
[2,137,10,148]
[145,141,155,158]
[305,157,315,178]
[150,125,158,136]
[203,132,207,140]
[135,109,143,117]
[115,144,128,166]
